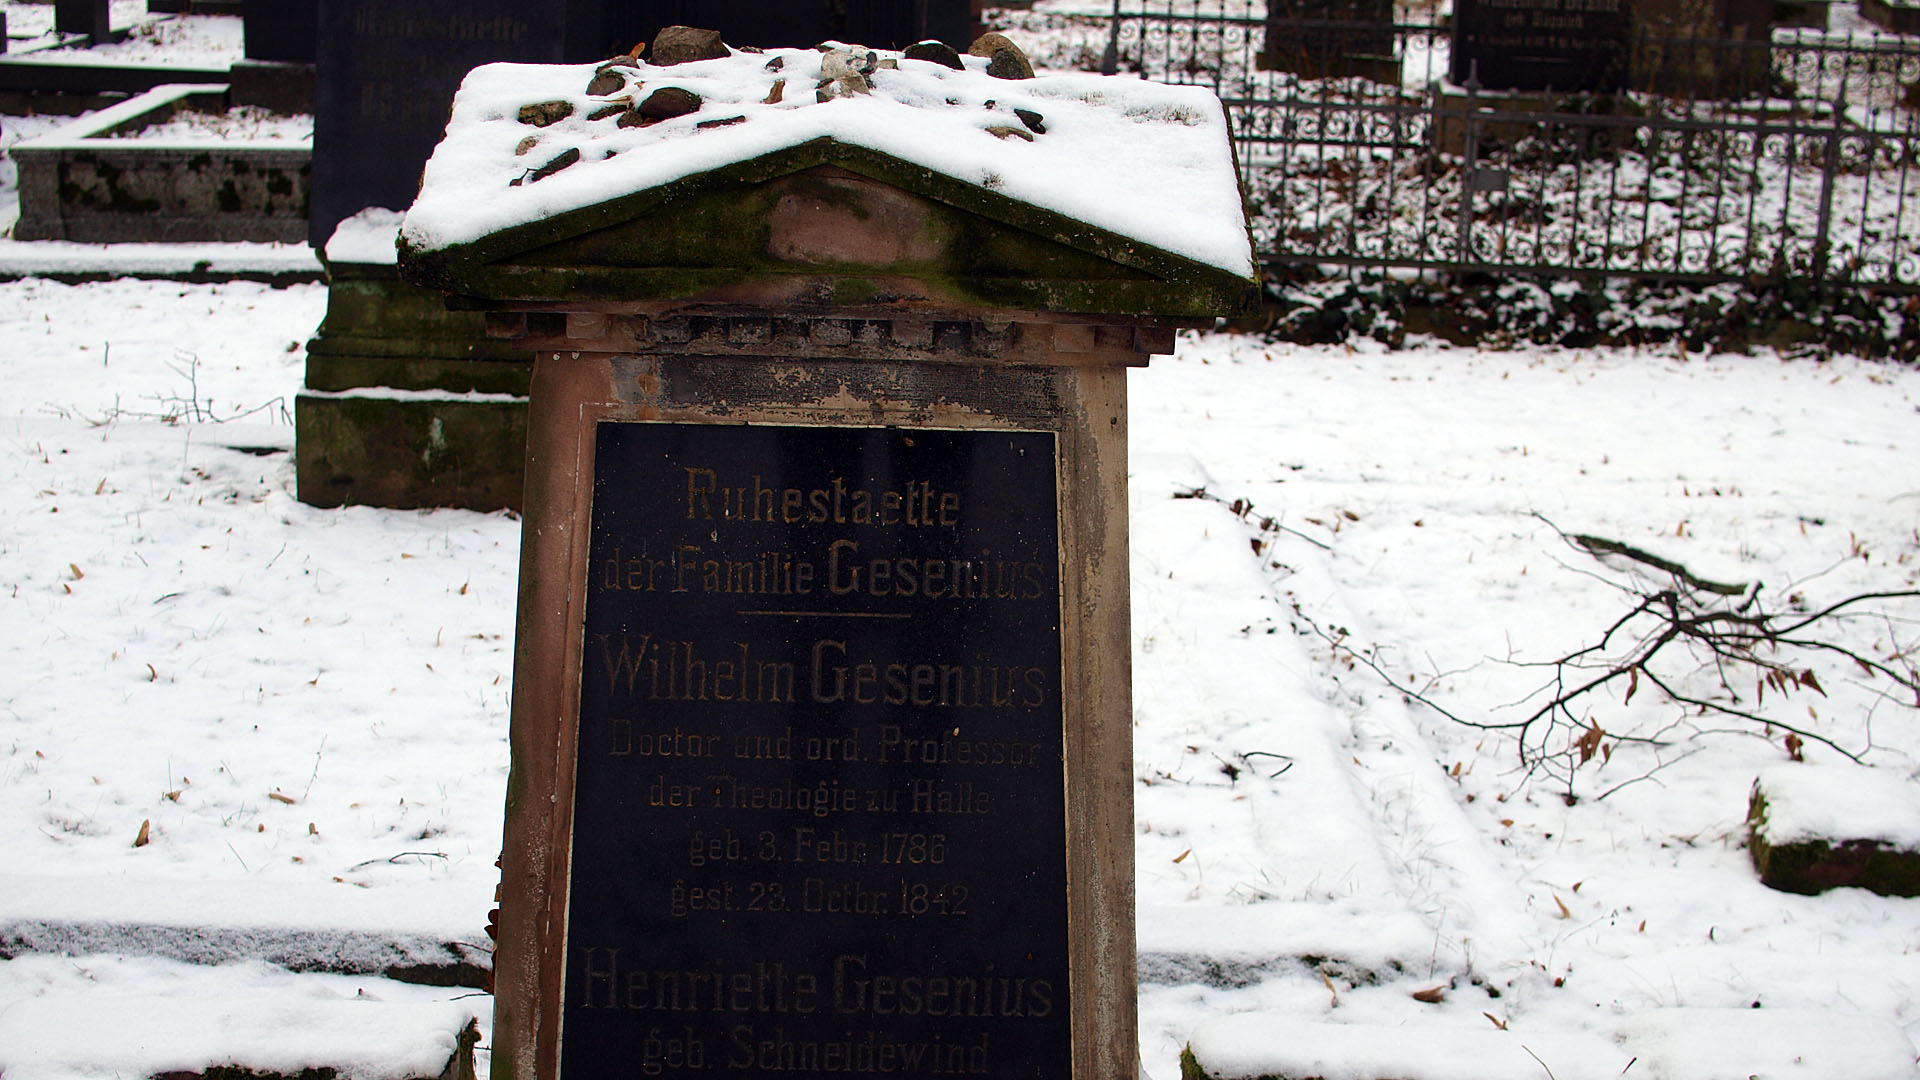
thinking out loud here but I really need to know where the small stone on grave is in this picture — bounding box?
[651,25,727,66]
[586,65,628,96]
[904,39,966,69]
[637,86,702,121]
[970,32,1034,79]
[517,100,574,127]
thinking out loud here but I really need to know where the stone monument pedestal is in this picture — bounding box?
[296,213,531,512]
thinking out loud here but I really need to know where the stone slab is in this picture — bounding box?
[0,993,479,1080]
[1183,1010,1920,1080]
[0,58,228,94]
[0,873,490,987]
[1749,767,1920,897]
[294,389,528,512]
[11,82,310,244]
[230,57,315,113]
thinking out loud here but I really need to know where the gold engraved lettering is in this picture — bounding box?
[688,828,744,866]
[908,779,990,815]
[598,635,795,704]
[810,640,1050,710]
[791,826,871,864]
[822,540,1044,601]
[667,544,813,596]
[681,467,961,529]
[832,954,1053,1020]
[726,1024,990,1074]
[611,720,722,759]
[600,546,672,591]
[584,952,821,1014]
[638,1026,706,1074]
[709,774,860,818]
[875,724,1050,767]
[802,875,892,915]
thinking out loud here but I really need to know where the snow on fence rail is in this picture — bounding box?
[1037,2,1920,288]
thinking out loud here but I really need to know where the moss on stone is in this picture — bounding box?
[1749,787,1920,898]
[294,393,527,512]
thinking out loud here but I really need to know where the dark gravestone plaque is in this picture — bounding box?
[564,422,1069,1080]
[1450,0,1629,91]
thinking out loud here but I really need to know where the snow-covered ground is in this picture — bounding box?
[3,274,1919,1078]
[0,1,242,66]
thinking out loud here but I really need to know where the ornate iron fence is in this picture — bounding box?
[1090,2,1920,288]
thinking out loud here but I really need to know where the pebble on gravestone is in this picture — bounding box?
[817,48,880,99]
[586,64,632,96]
[904,39,965,69]
[637,86,702,122]
[517,100,574,127]
[524,147,579,184]
[651,25,727,66]
[969,32,1034,79]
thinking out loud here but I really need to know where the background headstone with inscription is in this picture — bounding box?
[399,34,1256,1080]
[1450,0,1630,92]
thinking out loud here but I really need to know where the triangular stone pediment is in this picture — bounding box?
[402,139,1256,319]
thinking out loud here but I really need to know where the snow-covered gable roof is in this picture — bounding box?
[398,43,1256,318]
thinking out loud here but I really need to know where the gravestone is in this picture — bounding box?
[1628,0,1773,97]
[308,0,599,248]
[1264,0,1400,85]
[243,0,317,61]
[397,37,1257,1080]
[234,0,318,113]
[1449,0,1629,92]
[55,0,111,44]
[310,2,976,249]
[600,1,973,52]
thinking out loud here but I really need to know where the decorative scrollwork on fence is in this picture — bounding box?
[1117,7,1920,287]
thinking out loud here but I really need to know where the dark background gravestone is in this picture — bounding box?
[244,0,317,62]
[234,0,318,113]
[602,0,975,53]
[1450,0,1630,91]
[55,0,112,44]
[309,0,584,248]
[310,0,975,249]
[1263,0,1399,84]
